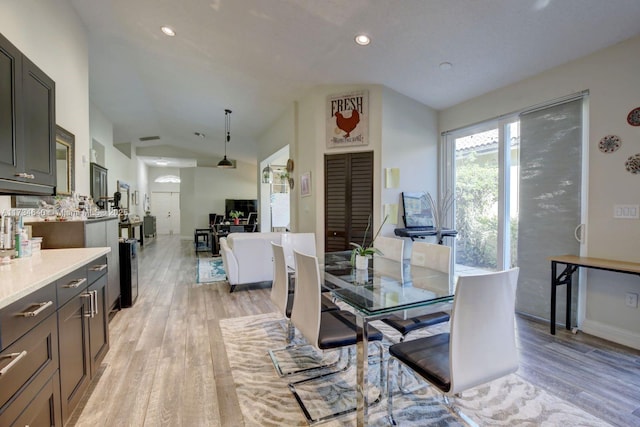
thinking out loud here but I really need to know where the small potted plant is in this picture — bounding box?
[229,210,243,225]
[350,215,387,270]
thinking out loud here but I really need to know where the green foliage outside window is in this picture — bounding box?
[455,152,499,269]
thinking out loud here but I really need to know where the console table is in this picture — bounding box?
[549,255,640,335]
[119,221,144,247]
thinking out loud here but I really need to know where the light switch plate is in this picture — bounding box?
[613,205,639,219]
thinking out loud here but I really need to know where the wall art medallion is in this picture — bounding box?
[627,106,640,126]
[625,153,640,174]
[598,135,621,153]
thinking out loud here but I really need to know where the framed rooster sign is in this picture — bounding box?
[326,90,369,148]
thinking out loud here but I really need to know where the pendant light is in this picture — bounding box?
[217,109,234,168]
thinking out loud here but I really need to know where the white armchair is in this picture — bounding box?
[219,232,282,292]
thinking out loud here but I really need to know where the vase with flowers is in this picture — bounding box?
[349,214,387,270]
[229,210,243,225]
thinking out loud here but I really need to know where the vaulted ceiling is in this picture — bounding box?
[69,0,640,166]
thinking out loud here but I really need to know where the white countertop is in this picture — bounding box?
[0,247,110,309]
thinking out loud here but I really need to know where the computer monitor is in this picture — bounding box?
[401,192,434,228]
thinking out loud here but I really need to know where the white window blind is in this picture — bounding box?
[517,98,583,322]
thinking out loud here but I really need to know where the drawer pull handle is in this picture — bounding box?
[89,264,107,272]
[19,301,53,317]
[0,351,27,376]
[64,278,87,289]
[14,172,35,179]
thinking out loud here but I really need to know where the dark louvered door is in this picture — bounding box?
[324,151,373,252]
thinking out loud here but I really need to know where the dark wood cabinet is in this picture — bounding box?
[0,286,61,426]
[143,214,156,237]
[0,32,55,196]
[57,258,109,424]
[88,272,109,376]
[28,218,121,314]
[57,285,91,423]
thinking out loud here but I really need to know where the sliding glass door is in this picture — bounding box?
[445,118,519,273]
[443,95,586,324]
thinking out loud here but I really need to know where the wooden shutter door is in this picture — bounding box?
[324,151,373,252]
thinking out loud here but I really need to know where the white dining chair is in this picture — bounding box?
[374,235,405,262]
[288,250,385,425]
[268,242,339,377]
[382,242,452,342]
[387,268,520,425]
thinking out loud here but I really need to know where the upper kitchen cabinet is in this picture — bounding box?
[0,32,56,196]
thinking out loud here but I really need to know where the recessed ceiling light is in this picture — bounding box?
[354,34,371,46]
[439,61,453,71]
[155,159,169,166]
[161,26,176,37]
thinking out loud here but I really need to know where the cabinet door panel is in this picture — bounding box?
[0,370,62,427]
[58,295,90,423]
[22,57,55,186]
[89,275,109,375]
[0,33,21,175]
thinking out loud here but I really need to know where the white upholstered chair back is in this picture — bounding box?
[270,242,290,318]
[449,268,519,394]
[410,242,451,274]
[374,236,405,262]
[282,232,317,269]
[290,250,322,349]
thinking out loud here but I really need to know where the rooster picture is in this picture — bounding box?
[335,109,360,137]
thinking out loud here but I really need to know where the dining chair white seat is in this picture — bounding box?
[387,268,520,425]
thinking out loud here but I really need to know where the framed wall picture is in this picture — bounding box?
[326,90,369,148]
[300,172,311,197]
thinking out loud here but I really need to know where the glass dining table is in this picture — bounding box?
[321,252,454,427]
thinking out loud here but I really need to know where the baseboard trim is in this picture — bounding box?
[581,319,640,350]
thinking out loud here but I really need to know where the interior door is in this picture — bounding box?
[324,152,373,252]
[152,192,180,235]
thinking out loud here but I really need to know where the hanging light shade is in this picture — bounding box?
[261,165,273,184]
[217,109,234,168]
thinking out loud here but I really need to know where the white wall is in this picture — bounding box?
[89,104,140,214]
[0,0,90,198]
[439,35,640,348]
[256,103,296,230]
[381,87,439,257]
[177,163,257,238]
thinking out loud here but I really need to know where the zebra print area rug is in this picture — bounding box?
[220,312,611,426]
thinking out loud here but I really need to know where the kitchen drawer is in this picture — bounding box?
[0,282,56,351]
[0,313,58,412]
[87,255,108,284]
[0,369,62,427]
[56,265,87,307]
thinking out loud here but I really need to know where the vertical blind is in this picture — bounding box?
[517,98,583,322]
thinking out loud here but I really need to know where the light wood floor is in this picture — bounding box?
[69,235,640,427]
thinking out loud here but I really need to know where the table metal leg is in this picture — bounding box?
[355,315,369,427]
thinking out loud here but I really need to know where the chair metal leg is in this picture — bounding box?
[268,344,348,378]
[443,395,479,427]
[288,345,384,425]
